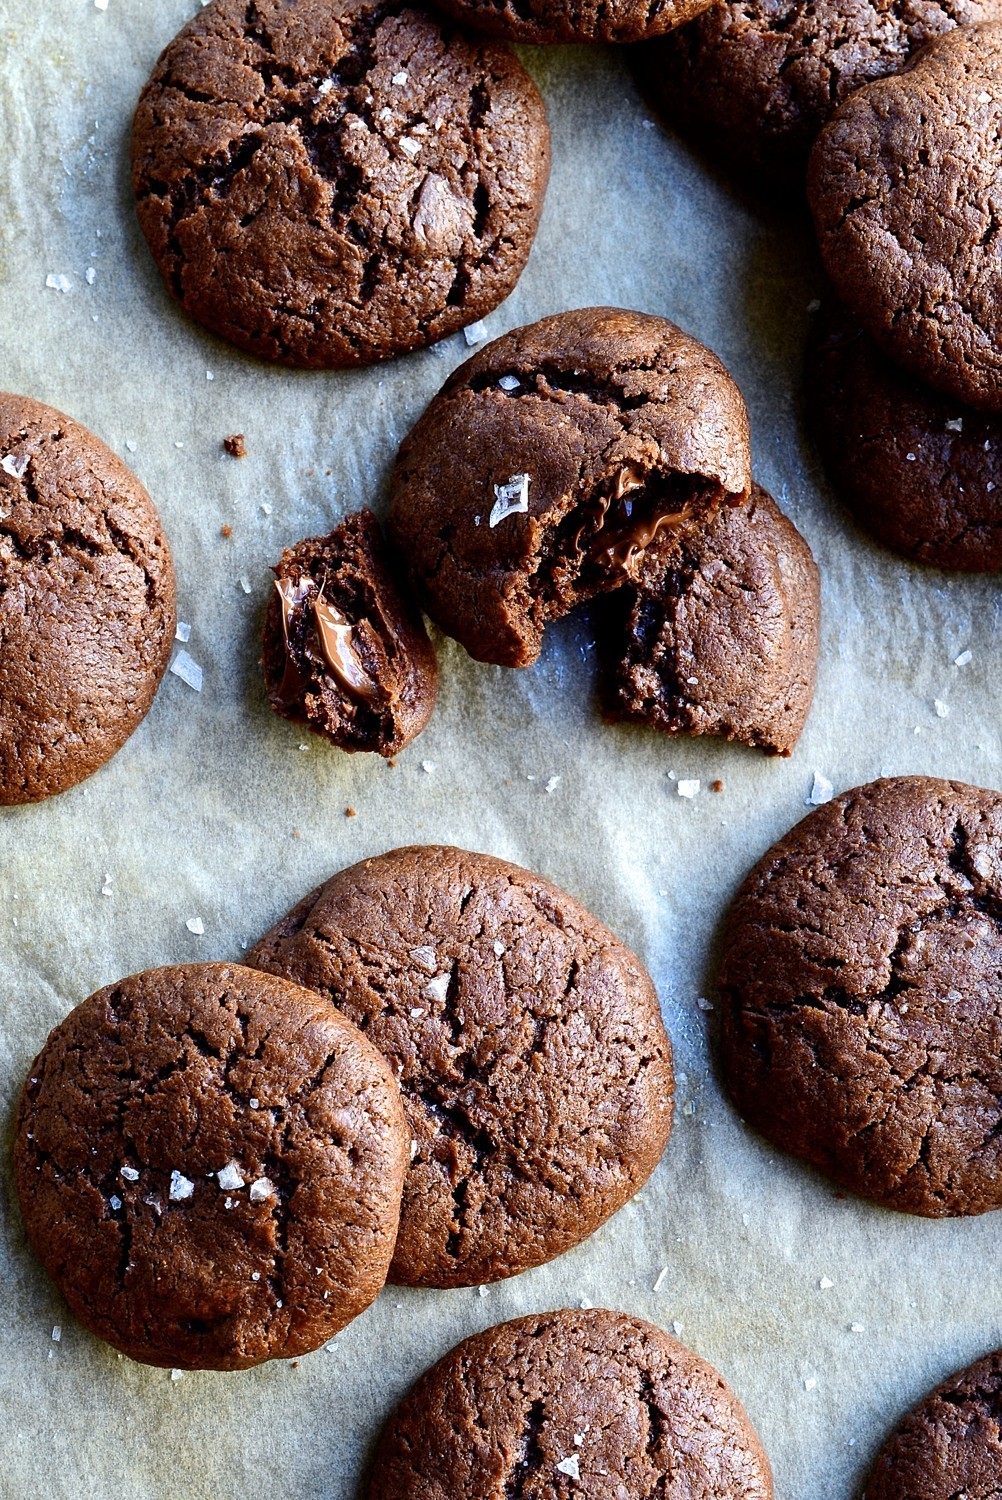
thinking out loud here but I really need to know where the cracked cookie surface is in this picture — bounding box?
[603,483,819,756]
[249,845,674,1287]
[388,307,751,668]
[368,1308,774,1500]
[14,963,408,1370]
[131,0,550,368]
[866,1348,1002,1499]
[635,0,999,190]
[431,0,712,47]
[0,393,175,806]
[720,776,1002,1216]
[262,509,439,755]
[808,23,1002,411]
[808,297,1002,570]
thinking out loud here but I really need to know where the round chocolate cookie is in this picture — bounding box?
[720,776,1002,1217]
[866,1349,1002,1500]
[369,1309,774,1500]
[249,845,674,1287]
[604,483,820,756]
[0,393,175,806]
[432,0,712,47]
[131,0,550,368]
[14,963,408,1370]
[388,307,751,668]
[635,0,999,191]
[262,509,439,755]
[808,299,1002,570]
[809,23,1002,412]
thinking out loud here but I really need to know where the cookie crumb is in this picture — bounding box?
[711,778,724,793]
[223,434,246,458]
[345,806,357,818]
[220,524,233,539]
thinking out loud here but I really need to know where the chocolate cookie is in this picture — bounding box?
[431,0,712,47]
[635,0,999,190]
[14,963,408,1370]
[604,483,819,756]
[131,0,550,369]
[720,776,1002,1217]
[388,307,751,668]
[0,393,175,806]
[866,1349,1002,1500]
[809,23,1002,412]
[249,845,674,1287]
[262,509,438,755]
[808,298,1002,570]
[369,1309,774,1500]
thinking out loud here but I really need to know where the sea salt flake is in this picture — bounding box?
[239,576,252,594]
[409,1007,426,1019]
[126,440,137,452]
[316,78,335,97]
[478,1284,489,1298]
[121,1166,139,1182]
[392,70,408,84]
[251,1271,261,1282]
[807,772,834,806]
[426,971,451,1003]
[945,417,964,432]
[556,1456,581,1480]
[676,779,700,799]
[260,501,273,514]
[906,452,916,462]
[653,1266,669,1291]
[186,916,205,936]
[169,1170,195,1202]
[493,940,506,957]
[170,1369,184,1382]
[410,1139,419,1160]
[102,872,113,898]
[806,298,821,312]
[51,1326,61,1342]
[955,649,973,666]
[249,1177,275,1203]
[85,266,97,285]
[170,650,203,692]
[672,1321,683,1336]
[850,1322,865,1333]
[399,136,421,157]
[464,319,489,346]
[934,699,950,718]
[490,472,530,527]
[217,1162,245,1191]
[545,776,561,794]
[95,0,109,10]
[412,944,437,970]
[574,1434,584,1447]
[579,1297,593,1309]
[499,374,520,391]
[249,1097,260,1109]
[804,1377,817,1391]
[46,273,71,292]
[109,1194,122,1210]
[819,1276,834,1289]
[1,454,29,479]
[422,759,437,773]
[979,90,993,103]
[696,996,714,1012]
[175,621,192,643]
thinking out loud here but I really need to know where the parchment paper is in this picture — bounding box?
[1,3,1001,1496]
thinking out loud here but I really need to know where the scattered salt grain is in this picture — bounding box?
[239,576,252,594]
[170,650,203,692]
[696,996,714,1012]
[86,267,97,285]
[804,1377,817,1391]
[545,776,560,794]
[109,1194,122,1210]
[906,452,916,462]
[186,916,205,936]
[493,941,505,957]
[169,1170,195,1202]
[979,90,994,103]
[51,1327,61,1342]
[490,472,530,527]
[574,1434,584,1447]
[672,1321,683,1336]
[249,1098,260,1110]
[955,649,973,667]
[945,417,963,432]
[174,441,184,449]
[101,873,113,897]
[934,699,950,718]
[412,944,437,970]
[556,1457,580,1480]
[206,370,214,381]
[392,70,408,84]
[478,1285,489,1298]
[121,1166,139,1183]
[46,273,71,292]
[170,1369,184,1382]
[807,772,834,806]
[249,1177,275,1204]
[464,319,489,345]
[217,1162,245,1191]
[806,298,821,313]
[399,137,421,157]
[426,972,451,1003]
[653,1266,669,1292]
[1,454,29,479]
[175,621,191,643]
[819,1276,834,1290]
[126,440,137,453]
[579,1297,593,1309]
[260,501,273,514]
[409,1007,426,1019]
[850,1323,865,1333]
[95,0,109,10]
[410,1140,419,1160]
[251,1271,261,1282]
[676,779,700,799]
[499,374,521,391]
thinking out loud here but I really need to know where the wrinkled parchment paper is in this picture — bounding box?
[2,3,1001,1496]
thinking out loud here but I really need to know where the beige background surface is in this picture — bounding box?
[0,2,1000,1496]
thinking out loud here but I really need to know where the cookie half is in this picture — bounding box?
[432,0,713,47]
[809,23,1002,411]
[14,963,408,1369]
[249,845,674,1287]
[369,1309,774,1500]
[808,298,1002,571]
[131,0,550,368]
[0,393,175,805]
[388,307,751,667]
[865,1349,1002,1500]
[634,0,1000,191]
[720,776,1002,1216]
[262,509,439,755]
[604,483,819,756]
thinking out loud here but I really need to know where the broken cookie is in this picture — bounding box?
[262,509,438,757]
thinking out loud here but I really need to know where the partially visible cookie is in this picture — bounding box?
[432,0,712,47]
[131,0,550,368]
[0,393,175,806]
[809,23,1002,411]
[14,963,408,1370]
[262,510,438,756]
[388,307,751,667]
[808,298,1002,571]
[249,845,674,1287]
[865,1350,1002,1500]
[720,776,1002,1217]
[635,0,1000,190]
[604,483,819,756]
[369,1309,774,1500]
